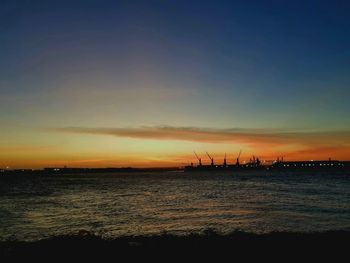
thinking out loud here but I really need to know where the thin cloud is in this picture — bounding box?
[47,126,350,147]
[0,144,58,153]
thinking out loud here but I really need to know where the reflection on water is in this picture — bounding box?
[0,171,349,241]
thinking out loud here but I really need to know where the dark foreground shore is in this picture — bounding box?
[1,230,349,260]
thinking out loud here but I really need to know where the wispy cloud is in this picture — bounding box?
[47,126,350,147]
[0,144,58,153]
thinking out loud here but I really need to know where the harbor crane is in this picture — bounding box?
[223,153,227,167]
[206,152,214,166]
[194,151,202,166]
[276,156,284,163]
[236,149,242,166]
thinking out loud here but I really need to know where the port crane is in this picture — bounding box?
[223,153,227,167]
[206,152,214,166]
[276,156,284,163]
[250,155,261,166]
[236,149,242,166]
[194,151,202,166]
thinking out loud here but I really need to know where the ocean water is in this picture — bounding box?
[0,171,349,241]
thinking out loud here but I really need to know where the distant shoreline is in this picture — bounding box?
[2,159,350,175]
[0,167,183,175]
[1,167,350,177]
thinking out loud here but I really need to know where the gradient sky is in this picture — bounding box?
[1,0,349,168]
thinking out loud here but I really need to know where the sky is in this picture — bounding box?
[0,0,349,168]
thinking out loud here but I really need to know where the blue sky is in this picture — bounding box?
[1,0,349,167]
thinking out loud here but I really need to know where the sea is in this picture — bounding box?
[0,171,349,241]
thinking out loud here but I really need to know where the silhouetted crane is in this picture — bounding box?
[223,153,227,167]
[194,151,202,166]
[256,157,261,166]
[276,156,284,163]
[206,152,214,166]
[236,149,242,166]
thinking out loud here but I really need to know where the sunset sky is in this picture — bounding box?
[1,0,349,168]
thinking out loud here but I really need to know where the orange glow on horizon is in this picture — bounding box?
[1,147,349,169]
[1,126,349,169]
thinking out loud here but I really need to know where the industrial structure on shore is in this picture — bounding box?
[184,151,350,172]
[1,150,350,174]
